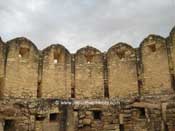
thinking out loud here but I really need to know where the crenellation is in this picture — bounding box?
[0,26,175,131]
[0,34,174,99]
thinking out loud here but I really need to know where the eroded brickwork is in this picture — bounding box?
[0,26,175,131]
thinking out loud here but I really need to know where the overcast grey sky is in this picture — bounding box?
[0,0,174,52]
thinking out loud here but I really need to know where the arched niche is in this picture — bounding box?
[41,44,71,98]
[4,37,39,98]
[6,37,39,61]
[75,46,104,99]
[75,46,102,64]
[107,43,138,98]
[42,44,71,65]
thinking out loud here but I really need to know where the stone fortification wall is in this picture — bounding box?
[0,26,175,99]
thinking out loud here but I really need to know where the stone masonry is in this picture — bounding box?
[0,26,175,131]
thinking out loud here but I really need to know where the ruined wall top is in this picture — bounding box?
[0,25,175,99]
[1,35,170,54]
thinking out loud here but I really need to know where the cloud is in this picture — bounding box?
[0,0,174,52]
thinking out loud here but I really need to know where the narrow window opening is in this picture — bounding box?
[139,108,146,119]
[119,124,124,131]
[53,51,60,64]
[71,88,75,98]
[84,52,94,63]
[19,47,30,58]
[4,120,15,131]
[138,80,143,88]
[50,113,59,122]
[74,109,79,112]
[148,44,156,52]
[104,87,109,98]
[53,59,58,64]
[37,81,41,98]
[138,79,143,96]
[35,115,45,121]
[18,54,22,58]
[164,123,169,131]
[93,110,102,120]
